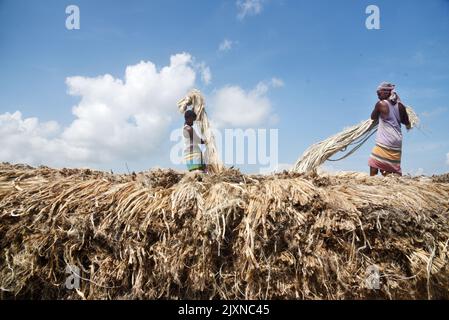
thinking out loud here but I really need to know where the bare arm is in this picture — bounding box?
[371,101,389,121]
[185,126,194,154]
[398,102,411,128]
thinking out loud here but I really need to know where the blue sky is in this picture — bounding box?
[0,0,448,174]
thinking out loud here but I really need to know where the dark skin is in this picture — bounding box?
[369,89,410,176]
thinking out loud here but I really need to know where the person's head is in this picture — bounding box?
[184,109,197,125]
[376,82,395,100]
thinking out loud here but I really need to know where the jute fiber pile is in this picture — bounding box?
[0,163,448,299]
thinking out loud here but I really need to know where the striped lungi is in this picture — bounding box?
[184,149,205,172]
[368,143,402,174]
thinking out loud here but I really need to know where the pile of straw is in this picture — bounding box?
[292,107,420,174]
[1,162,448,300]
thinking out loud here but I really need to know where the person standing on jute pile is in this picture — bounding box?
[368,82,411,176]
[183,110,207,172]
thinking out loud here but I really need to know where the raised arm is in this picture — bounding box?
[184,125,194,154]
[185,125,194,141]
[398,102,411,128]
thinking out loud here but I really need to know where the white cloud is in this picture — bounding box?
[270,77,284,88]
[63,53,196,163]
[196,62,212,85]
[219,39,233,52]
[446,153,449,166]
[0,111,83,166]
[209,79,282,128]
[237,0,264,20]
[0,53,282,170]
[202,67,212,85]
[0,53,197,167]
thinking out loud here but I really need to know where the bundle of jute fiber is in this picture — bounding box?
[1,162,448,300]
[292,107,419,174]
[177,89,223,174]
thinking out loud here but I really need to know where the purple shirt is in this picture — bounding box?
[375,100,402,149]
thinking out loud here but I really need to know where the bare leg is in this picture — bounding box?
[370,167,378,176]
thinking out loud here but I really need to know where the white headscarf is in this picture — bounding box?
[377,82,401,103]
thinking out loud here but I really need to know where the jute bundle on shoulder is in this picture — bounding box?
[177,89,223,174]
[292,107,419,174]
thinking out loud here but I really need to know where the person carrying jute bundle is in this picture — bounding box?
[368,82,411,176]
[183,110,207,172]
[178,89,222,174]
